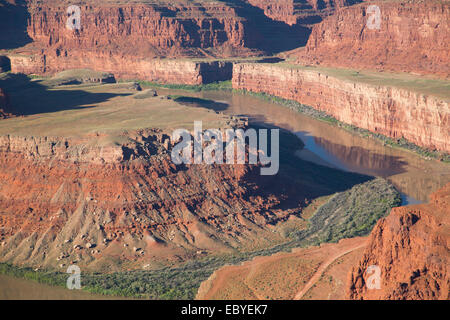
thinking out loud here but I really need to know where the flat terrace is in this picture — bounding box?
[0,70,235,143]
[275,62,450,100]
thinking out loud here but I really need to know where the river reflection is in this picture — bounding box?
[157,88,450,203]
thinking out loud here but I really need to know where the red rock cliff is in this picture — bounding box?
[8,53,233,85]
[347,183,449,300]
[294,0,450,77]
[25,1,250,57]
[247,0,361,25]
[232,63,450,153]
[0,129,306,269]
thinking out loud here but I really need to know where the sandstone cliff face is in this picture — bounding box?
[247,0,361,25]
[21,0,363,56]
[232,63,450,152]
[5,0,248,83]
[9,53,232,85]
[347,183,449,300]
[2,0,367,84]
[295,0,450,77]
[0,129,304,269]
[4,0,243,83]
[26,1,249,57]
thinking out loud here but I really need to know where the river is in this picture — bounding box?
[158,89,449,204]
[0,274,124,300]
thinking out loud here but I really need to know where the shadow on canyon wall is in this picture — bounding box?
[0,56,11,72]
[313,136,408,177]
[223,0,312,53]
[0,0,32,50]
[0,73,129,115]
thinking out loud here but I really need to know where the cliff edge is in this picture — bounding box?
[347,183,450,300]
[293,0,450,78]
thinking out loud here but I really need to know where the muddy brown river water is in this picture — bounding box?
[0,274,120,300]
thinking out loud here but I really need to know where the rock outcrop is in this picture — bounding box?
[294,0,450,77]
[9,54,232,85]
[1,0,366,83]
[0,128,307,269]
[25,1,251,58]
[232,63,449,152]
[347,183,450,300]
[1,0,247,83]
[247,0,361,25]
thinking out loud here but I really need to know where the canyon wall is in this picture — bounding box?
[294,0,450,77]
[1,0,367,84]
[247,0,361,25]
[3,1,243,83]
[20,0,363,57]
[232,63,449,152]
[1,0,250,84]
[347,183,449,300]
[8,53,232,85]
[25,1,250,57]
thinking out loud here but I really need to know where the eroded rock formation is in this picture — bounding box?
[0,128,307,270]
[2,0,367,83]
[26,1,251,58]
[232,63,449,152]
[9,54,233,85]
[347,183,450,300]
[247,0,361,25]
[294,0,450,77]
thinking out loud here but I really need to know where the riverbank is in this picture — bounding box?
[235,88,450,163]
[138,79,449,163]
[232,63,450,155]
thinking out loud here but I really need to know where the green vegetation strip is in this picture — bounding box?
[121,79,232,92]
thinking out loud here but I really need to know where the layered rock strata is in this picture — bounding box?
[0,128,306,269]
[294,0,450,77]
[232,63,449,152]
[8,54,232,85]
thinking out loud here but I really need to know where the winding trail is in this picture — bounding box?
[293,241,367,300]
[196,238,368,300]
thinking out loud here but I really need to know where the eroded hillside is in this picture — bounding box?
[292,0,450,77]
[347,183,450,300]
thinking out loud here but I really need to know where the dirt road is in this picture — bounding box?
[293,241,367,300]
